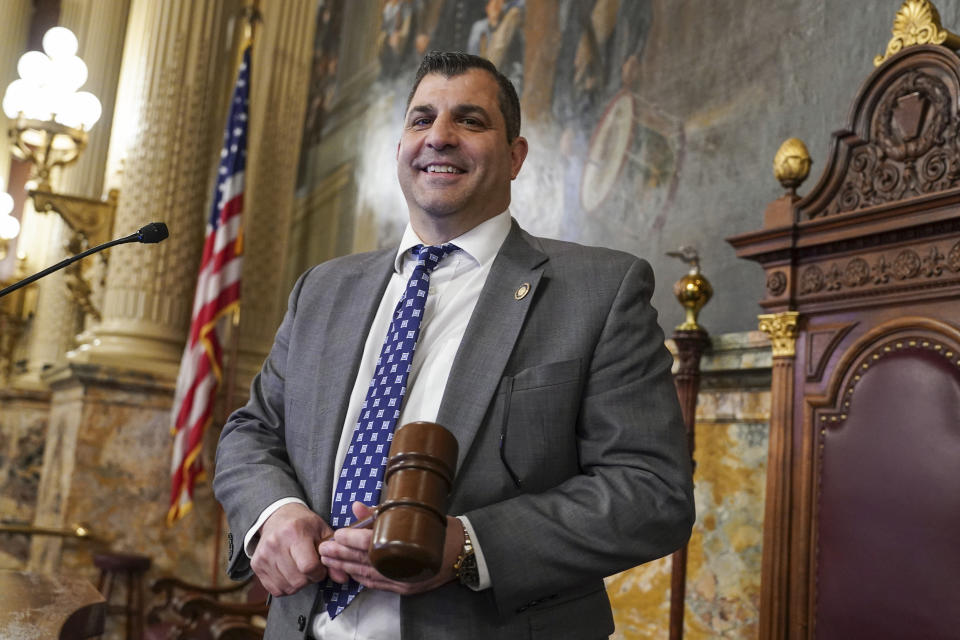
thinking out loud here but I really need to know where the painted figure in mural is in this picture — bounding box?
[378,0,418,77]
[214,51,693,639]
[422,0,487,54]
[467,0,524,95]
[301,0,345,151]
[550,0,680,241]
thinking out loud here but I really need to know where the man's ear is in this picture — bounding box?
[509,136,528,180]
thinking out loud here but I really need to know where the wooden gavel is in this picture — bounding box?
[323,421,458,582]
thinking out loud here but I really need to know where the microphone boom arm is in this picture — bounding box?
[0,223,168,300]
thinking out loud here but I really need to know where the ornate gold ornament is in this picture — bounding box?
[29,187,119,321]
[0,287,27,384]
[773,137,812,194]
[874,0,960,66]
[758,311,800,358]
[667,246,713,331]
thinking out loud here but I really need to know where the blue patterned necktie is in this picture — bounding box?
[322,242,459,618]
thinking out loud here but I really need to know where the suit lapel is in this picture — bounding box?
[436,222,548,471]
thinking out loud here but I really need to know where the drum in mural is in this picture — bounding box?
[581,89,684,236]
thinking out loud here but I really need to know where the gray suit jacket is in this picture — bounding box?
[214,221,694,639]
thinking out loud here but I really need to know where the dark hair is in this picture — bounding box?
[405,51,521,142]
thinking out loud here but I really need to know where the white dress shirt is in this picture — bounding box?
[245,210,512,639]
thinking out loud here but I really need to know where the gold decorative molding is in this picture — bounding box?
[874,0,960,66]
[0,284,28,385]
[758,311,801,357]
[29,187,118,322]
[29,188,118,249]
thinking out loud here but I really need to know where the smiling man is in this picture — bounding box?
[214,51,694,640]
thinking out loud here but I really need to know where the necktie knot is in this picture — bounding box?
[411,243,459,274]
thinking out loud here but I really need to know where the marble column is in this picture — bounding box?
[230,0,317,397]
[69,0,245,379]
[0,0,31,186]
[0,2,37,384]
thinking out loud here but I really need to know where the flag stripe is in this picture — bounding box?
[169,44,250,526]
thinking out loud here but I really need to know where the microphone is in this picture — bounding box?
[136,222,169,244]
[0,222,170,299]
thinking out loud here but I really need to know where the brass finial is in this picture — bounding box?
[773,137,812,195]
[667,246,713,332]
[875,0,960,66]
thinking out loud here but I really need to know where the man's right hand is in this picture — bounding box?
[251,503,332,596]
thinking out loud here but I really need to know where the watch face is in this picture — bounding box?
[459,553,479,588]
[581,90,636,213]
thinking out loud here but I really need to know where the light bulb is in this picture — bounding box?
[23,85,55,120]
[17,51,52,84]
[0,215,20,241]
[42,27,79,59]
[49,55,88,92]
[0,192,12,217]
[72,91,102,129]
[54,108,82,129]
[3,79,32,118]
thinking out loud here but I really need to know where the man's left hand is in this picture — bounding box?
[318,502,464,595]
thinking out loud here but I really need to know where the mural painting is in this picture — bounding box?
[297,0,682,251]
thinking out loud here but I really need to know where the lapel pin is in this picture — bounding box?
[515,282,530,300]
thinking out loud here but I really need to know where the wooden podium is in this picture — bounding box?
[0,570,105,639]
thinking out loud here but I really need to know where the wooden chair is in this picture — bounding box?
[728,6,960,638]
[145,575,268,640]
[93,551,151,640]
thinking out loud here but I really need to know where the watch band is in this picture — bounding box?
[454,526,479,588]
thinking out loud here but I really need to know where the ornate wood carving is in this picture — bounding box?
[728,16,960,638]
[824,69,960,216]
[804,323,857,381]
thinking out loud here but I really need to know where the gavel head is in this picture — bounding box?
[369,421,458,582]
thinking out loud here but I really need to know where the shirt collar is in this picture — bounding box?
[393,209,512,273]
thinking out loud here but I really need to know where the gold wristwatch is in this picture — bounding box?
[454,526,479,588]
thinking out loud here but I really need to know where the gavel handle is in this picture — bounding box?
[318,512,377,545]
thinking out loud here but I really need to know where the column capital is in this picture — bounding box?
[758,311,800,358]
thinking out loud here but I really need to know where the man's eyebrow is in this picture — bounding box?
[406,103,493,121]
[407,104,435,120]
[451,103,491,119]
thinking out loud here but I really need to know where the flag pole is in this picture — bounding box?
[209,0,260,587]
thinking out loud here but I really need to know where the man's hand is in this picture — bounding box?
[319,502,465,595]
[251,503,332,597]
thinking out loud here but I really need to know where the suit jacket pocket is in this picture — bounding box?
[500,358,582,491]
[510,358,582,392]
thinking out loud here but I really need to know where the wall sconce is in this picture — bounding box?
[2,26,117,320]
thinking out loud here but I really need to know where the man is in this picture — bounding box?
[214,51,694,639]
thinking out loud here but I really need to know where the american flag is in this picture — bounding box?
[168,45,250,524]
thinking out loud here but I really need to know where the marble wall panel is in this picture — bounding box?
[607,331,771,639]
[0,389,50,569]
[28,364,219,633]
